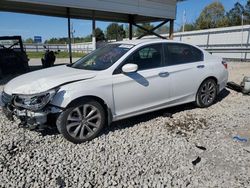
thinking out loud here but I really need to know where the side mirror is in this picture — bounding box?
[122,63,138,73]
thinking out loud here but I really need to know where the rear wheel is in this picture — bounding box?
[56,99,105,143]
[196,79,217,108]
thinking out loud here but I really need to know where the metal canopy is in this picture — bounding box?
[0,0,178,23]
[0,0,179,63]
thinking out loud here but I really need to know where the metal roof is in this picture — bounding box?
[0,0,178,22]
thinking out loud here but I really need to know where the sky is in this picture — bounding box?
[0,0,247,41]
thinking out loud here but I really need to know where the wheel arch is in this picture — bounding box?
[66,95,113,125]
[200,76,219,93]
[203,76,218,84]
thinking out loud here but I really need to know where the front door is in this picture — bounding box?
[112,43,171,118]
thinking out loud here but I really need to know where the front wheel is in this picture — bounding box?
[56,100,105,143]
[195,79,217,108]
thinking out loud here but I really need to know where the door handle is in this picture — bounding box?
[197,65,205,68]
[158,72,169,77]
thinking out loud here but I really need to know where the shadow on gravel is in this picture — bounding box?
[104,88,231,134]
[35,127,60,136]
[215,89,230,103]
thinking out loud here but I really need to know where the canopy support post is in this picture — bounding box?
[137,19,169,39]
[67,7,72,64]
[129,15,133,40]
[169,19,174,40]
[133,22,166,39]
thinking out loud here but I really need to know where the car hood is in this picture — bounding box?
[4,65,97,95]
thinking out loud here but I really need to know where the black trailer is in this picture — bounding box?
[0,36,29,76]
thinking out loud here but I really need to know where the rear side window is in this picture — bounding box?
[164,43,203,66]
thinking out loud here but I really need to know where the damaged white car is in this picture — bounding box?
[0,39,228,143]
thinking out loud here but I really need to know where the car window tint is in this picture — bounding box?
[164,43,203,66]
[124,44,163,71]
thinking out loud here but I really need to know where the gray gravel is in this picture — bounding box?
[0,61,250,187]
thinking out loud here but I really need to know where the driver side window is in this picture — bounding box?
[125,44,163,71]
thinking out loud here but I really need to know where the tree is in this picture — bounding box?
[195,2,228,29]
[136,23,154,37]
[24,38,34,43]
[106,23,126,41]
[245,0,250,24]
[95,28,105,42]
[226,2,245,26]
[179,23,195,32]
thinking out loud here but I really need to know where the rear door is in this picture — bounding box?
[112,43,171,118]
[163,43,206,103]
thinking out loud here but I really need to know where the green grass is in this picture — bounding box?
[27,51,86,59]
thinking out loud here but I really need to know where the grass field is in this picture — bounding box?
[27,51,86,59]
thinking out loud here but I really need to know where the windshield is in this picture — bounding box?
[71,43,134,70]
[0,39,20,49]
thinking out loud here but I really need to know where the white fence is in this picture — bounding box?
[24,43,94,53]
[70,42,93,53]
[24,43,68,52]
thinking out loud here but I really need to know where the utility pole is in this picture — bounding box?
[182,10,186,33]
[92,11,96,50]
[241,13,244,61]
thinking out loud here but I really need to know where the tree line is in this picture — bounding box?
[24,0,250,44]
[180,0,250,31]
[24,23,169,44]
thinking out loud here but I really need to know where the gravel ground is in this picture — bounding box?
[0,61,250,187]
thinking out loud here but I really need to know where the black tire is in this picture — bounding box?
[56,99,105,143]
[196,78,217,108]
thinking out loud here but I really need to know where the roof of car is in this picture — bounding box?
[113,39,182,46]
[112,39,207,53]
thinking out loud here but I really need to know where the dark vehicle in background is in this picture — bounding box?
[0,36,29,76]
[41,45,59,68]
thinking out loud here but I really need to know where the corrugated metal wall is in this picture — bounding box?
[142,25,250,59]
[6,0,177,20]
[173,25,250,59]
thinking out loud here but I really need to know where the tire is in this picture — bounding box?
[56,99,105,143]
[195,78,217,108]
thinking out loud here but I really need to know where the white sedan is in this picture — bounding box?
[1,39,228,143]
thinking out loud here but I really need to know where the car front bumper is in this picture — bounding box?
[0,91,62,129]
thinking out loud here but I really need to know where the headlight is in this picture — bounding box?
[13,89,57,111]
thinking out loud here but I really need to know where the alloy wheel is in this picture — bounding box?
[66,104,102,139]
[200,80,216,105]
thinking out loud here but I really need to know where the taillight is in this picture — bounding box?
[222,61,227,69]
